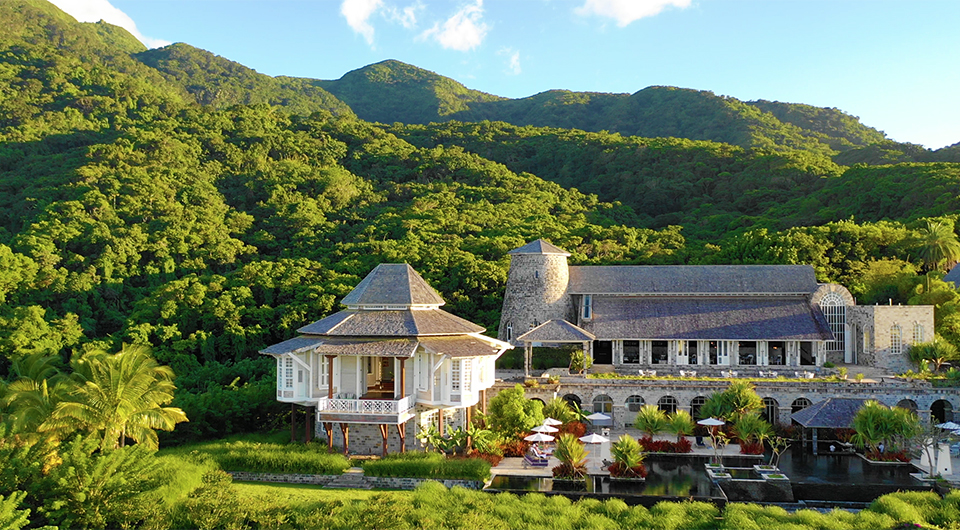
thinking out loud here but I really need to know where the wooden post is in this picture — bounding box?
[326,355,336,398]
[480,389,487,414]
[324,422,334,451]
[396,423,406,453]
[340,423,350,455]
[438,408,444,437]
[379,424,389,457]
[466,406,472,451]
[398,358,406,399]
[291,404,297,443]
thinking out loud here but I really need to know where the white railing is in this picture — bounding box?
[317,395,415,415]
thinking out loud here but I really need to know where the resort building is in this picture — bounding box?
[260,264,510,454]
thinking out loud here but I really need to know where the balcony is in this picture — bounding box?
[316,394,416,425]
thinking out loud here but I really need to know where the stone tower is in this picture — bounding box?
[498,239,573,344]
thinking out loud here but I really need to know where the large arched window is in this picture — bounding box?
[791,397,812,414]
[820,292,845,352]
[593,394,613,413]
[691,396,708,421]
[891,324,903,355]
[626,395,645,412]
[762,397,780,425]
[658,395,678,414]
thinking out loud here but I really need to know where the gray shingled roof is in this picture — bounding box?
[508,239,571,256]
[259,336,325,355]
[341,264,445,307]
[517,319,596,343]
[297,309,485,336]
[944,265,960,287]
[313,338,419,357]
[568,265,819,295]
[419,336,505,358]
[791,398,869,428]
[581,296,834,341]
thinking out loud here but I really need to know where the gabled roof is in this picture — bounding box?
[341,264,445,307]
[419,335,507,357]
[568,265,819,295]
[259,336,506,358]
[297,309,485,336]
[791,398,869,428]
[508,239,571,256]
[260,336,325,355]
[581,296,833,341]
[517,319,596,343]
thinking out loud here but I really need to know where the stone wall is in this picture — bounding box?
[227,472,483,490]
[492,377,960,426]
[849,305,933,372]
[499,253,573,344]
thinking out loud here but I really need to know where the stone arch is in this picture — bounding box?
[626,395,645,413]
[762,397,780,425]
[896,399,918,414]
[658,395,678,414]
[691,396,708,421]
[562,393,582,409]
[792,397,812,414]
[530,397,545,406]
[932,399,954,424]
[593,394,614,414]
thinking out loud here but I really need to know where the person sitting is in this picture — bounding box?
[695,435,706,447]
[531,443,546,458]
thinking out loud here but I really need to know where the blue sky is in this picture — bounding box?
[50,0,960,149]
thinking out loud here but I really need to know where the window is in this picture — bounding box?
[593,394,613,413]
[686,341,698,365]
[738,341,757,365]
[319,356,329,387]
[506,324,513,342]
[657,395,678,414]
[623,340,640,364]
[451,360,461,392]
[462,359,472,392]
[913,322,924,345]
[582,295,592,320]
[891,324,903,355]
[820,292,846,352]
[281,357,293,389]
[534,270,539,279]
[626,395,645,412]
[768,341,785,365]
[791,398,812,414]
[651,341,668,364]
[762,397,779,425]
[691,396,707,421]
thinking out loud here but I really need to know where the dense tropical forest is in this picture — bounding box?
[2,0,960,527]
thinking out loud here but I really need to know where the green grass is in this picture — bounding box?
[159,433,351,475]
[232,481,382,504]
[361,451,492,481]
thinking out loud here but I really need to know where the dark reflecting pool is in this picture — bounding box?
[774,447,917,486]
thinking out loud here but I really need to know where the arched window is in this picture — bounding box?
[820,292,845,352]
[913,322,924,345]
[896,399,918,415]
[762,397,780,425]
[932,399,954,424]
[690,396,708,421]
[626,395,645,412]
[562,394,582,409]
[657,395,678,414]
[593,394,613,414]
[791,397,812,414]
[891,324,903,355]
[506,324,513,342]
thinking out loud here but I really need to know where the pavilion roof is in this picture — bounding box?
[791,398,869,428]
[517,319,595,343]
[341,264,445,307]
[297,308,484,336]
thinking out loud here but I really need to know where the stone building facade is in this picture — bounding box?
[849,305,934,373]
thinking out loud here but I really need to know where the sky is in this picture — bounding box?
[48,0,960,150]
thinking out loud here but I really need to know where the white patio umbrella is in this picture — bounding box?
[586,412,611,421]
[524,432,556,442]
[543,417,564,426]
[697,417,725,427]
[936,421,960,430]
[532,424,559,433]
[579,433,610,472]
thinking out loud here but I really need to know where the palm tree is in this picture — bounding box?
[634,405,668,438]
[915,220,960,273]
[1,352,72,436]
[43,345,187,450]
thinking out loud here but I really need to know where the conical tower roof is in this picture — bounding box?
[508,239,570,256]
[341,264,445,307]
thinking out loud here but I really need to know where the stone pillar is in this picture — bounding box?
[918,409,932,424]
[778,407,792,426]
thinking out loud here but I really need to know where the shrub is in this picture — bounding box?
[739,441,765,455]
[557,421,587,438]
[638,436,692,454]
[487,384,544,437]
[498,438,530,457]
[552,434,587,480]
[609,435,646,478]
[161,438,351,475]
[634,405,668,437]
[542,397,578,424]
[361,452,491,481]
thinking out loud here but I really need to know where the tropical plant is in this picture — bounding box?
[851,400,921,457]
[486,384,544,438]
[731,412,774,455]
[42,345,188,450]
[667,410,695,443]
[698,380,763,424]
[0,491,30,530]
[767,436,791,468]
[914,219,960,273]
[552,433,587,480]
[609,435,646,478]
[908,336,959,372]
[542,396,577,424]
[568,349,592,374]
[634,405,668,438]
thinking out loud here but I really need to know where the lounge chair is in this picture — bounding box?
[523,453,549,468]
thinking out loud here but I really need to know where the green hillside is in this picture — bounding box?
[134,43,354,117]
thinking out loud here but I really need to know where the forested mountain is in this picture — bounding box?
[2,0,960,446]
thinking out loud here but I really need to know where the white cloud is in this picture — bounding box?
[386,3,421,29]
[419,0,489,52]
[498,47,521,75]
[48,0,170,48]
[341,0,384,45]
[575,0,692,27]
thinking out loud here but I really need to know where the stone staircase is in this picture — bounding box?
[324,467,372,489]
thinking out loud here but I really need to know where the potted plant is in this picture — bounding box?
[551,433,588,482]
[608,435,647,480]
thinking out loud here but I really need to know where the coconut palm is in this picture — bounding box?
[915,219,960,273]
[552,433,588,480]
[667,410,695,443]
[634,405,668,438]
[43,345,187,450]
[2,352,72,436]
